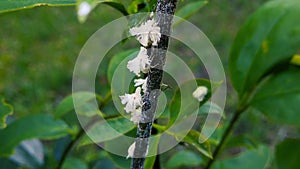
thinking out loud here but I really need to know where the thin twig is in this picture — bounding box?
[56,93,112,169]
[56,129,85,169]
[204,105,249,169]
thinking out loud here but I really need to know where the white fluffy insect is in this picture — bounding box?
[134,77,148,93]
[130,108,143,124]
[193,86,208,102]
[77,2,92,17]
[129,19,161,46]
[127,47,150,76]
[119,87,142,113]
[127,141,136,159]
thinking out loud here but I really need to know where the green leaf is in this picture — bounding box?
[92,158,115,169]
[107,48,139,84]
[224,134,257,150]
[0,0,75,14]
[55,92,100,118]
[181,130,212,158]
[79,116,135,146]
[198,102,224,117]
[107,152,131,169]
[169,78,213,126]
[250,67,300,126]
[229,0,300,97]
[175,1,207,24]
[101,1,128,15]
[127,0,157,14]
[275,138,300,169]
[104,134,159,168]
[144,136,161,169]
[0,114,71,157]
[291,54,300,66]
[104,133,136,169]
[211,145,270,169]
[166,150,202,169]
[0,97,13,129]
[62,157,88,169]
[76,0,128,23]
[0,0,128,22]
[127,0,144,14]
[107,49,139,115]
[0,158,18,169]
[201,120,227,146]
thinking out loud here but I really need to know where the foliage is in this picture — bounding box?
[275,138,300,169]
[0,97,13,128]
[166,150,202,169]
[0,0,300,169]
[0,114,72,157]
[211,145,270,169]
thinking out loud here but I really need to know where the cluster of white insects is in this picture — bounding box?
[119,13,160,158]
[119,13,208,159]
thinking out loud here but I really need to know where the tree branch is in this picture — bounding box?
[131,1,178,169]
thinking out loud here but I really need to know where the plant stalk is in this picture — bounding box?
[131,1,178,169]
[56,93,112,169]
[56,128,85,169]
[205,105,248,169]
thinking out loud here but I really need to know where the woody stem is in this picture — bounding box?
[131,1,178,169]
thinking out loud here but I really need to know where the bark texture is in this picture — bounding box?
[131,1,178,169]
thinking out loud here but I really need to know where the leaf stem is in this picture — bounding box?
[204,104,249,169]
[55,128,85,169]
[55,92,112,169]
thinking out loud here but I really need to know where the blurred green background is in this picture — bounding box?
[0,0,267,117]
[2,1,283,168]
[5,0,300,169]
